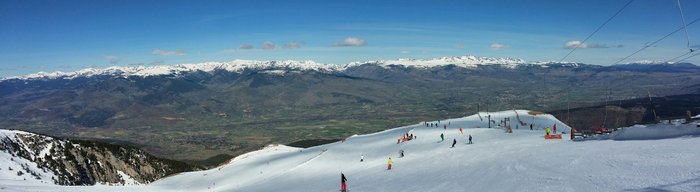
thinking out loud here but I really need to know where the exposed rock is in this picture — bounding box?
[0,129,198,185]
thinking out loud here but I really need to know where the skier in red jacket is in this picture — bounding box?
[341,173,348,192]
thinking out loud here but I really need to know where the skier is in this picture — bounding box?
[444,125,447,130]
[399,149,404,158]
[459,127,463,134]
[570,128,576,140]
[360,155,364,162]
[341,173,348,192]
[468,134,473,144]
[530,124,533,130]
[387,158,393,170]
[545,127,551,135]
[553,124,557,134]
[440,133,444,141]
[451,139,456,148]
[507,125,513,133]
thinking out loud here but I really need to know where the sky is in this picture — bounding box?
[1,0,699,77]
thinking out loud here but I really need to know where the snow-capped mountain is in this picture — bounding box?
[352,55,530,69]
[1,55,575,82]
[0,129,197,186]
[623,60,676,65]
[612,60,699,72]
[2,59,342,81]
[2,53,699,167]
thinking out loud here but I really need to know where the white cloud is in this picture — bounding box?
[104,55,120,64]
[262,41,276,49]
[152,49,185,56]
[401,50,410,54]
[334,37,367,47]
[283,42,303,49]
[564,41,585,49]
[239,44,254,49]
[455,43,465,49]
[490,43,509,51]
[564,41,618,49]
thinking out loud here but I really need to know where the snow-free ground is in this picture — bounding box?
[2,110,700,192]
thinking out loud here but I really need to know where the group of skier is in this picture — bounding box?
[397,132,415,144]
[544,124,558,135]
[344,120,480,191]
[425,120,449,128]
[449,134,473,147]
[343,117,568,192]
[426,122,440,128]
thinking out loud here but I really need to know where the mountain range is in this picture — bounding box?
[2,56,533,81]
[1,55,699,165]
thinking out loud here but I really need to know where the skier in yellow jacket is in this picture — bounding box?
[545,127,551,135]
[387,157,393,170]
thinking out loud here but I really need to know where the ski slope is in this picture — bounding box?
[2,110,700,192]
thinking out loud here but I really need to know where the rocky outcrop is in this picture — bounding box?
[0,129,198,185]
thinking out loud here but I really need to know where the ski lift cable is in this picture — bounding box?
[665,51,693,63]
[614,16,700,65]
[609,1,694,109]
[559,0,635,63]
[676,52,700,63]
[676,0,694,52]
[622,0,696,77]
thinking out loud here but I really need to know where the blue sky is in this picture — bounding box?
[1,0,699,77]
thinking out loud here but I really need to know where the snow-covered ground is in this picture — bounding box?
[2,110,700,192]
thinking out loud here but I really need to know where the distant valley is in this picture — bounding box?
[2,56,699,166]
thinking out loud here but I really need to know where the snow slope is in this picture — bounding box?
[2,110,700,191]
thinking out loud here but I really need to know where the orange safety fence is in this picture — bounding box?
[544,134,562,139]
